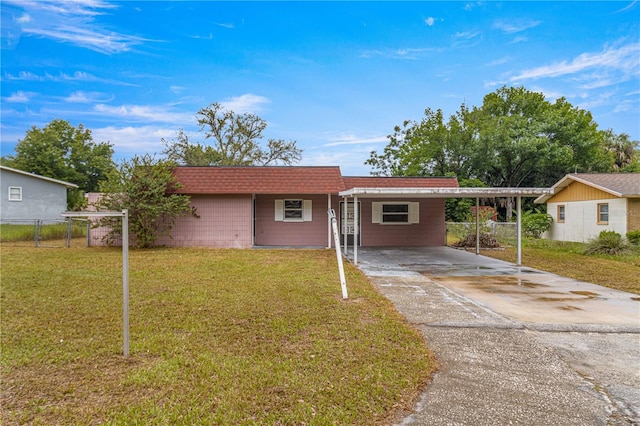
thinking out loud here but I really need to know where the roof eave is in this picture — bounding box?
[0,165,79,189]
[339,187,553,198]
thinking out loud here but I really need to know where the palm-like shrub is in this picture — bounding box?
[585,230,632,256]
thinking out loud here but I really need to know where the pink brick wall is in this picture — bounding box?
[158,194,253,248]
[254,194,331,247]
[331,197,446,247]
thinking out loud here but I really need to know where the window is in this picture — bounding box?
[382,204,409,223]
[597,203,609,225]
[372,202,419,224]
[275,199,312,222]
[8,186,22,201]
[557,205,565,223]
[284,199,303,220]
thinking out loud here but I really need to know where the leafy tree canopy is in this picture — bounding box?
[1,119,115,209]
[367,85,636,220]
[163,103,302,166]
[94,155,196,248]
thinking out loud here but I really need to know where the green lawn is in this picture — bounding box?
[478,239,640,295]
[1,246,435,425]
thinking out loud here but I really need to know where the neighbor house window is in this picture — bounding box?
[372,202,419,224]
[597,203,609,225]
[8,186,22,201]
[557,205,565,223]
[275,199,312,222]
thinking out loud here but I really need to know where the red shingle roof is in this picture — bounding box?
[171,167,460,194]
[172,166,346,194]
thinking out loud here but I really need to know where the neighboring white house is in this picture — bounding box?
[0,166,78,222]
[535,173,640,242]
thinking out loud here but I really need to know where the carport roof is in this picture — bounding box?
[339,187,553,198]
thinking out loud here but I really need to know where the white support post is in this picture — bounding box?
[516,196,522,266]
[343,196,348,256]
[475,197,480,255]
[327,194,332,248]
[354,196,359,266]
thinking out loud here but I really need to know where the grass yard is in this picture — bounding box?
[1,246,435,425]
[478,239,640,295]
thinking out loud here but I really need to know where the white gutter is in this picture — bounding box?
[339,187,553,198]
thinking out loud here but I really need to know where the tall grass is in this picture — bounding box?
[0,222,86,242]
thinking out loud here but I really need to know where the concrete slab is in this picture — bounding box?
[349,247,640,425]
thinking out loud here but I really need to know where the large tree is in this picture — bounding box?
[470,87,610,190]
[163,103,302,166]
[1,119,115,209]
[367,86,615,219]
[94,155,195,248]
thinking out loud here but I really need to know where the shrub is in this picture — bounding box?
[626,230,640,246]
[453,232,501,248]
[522,211,553,239]
[585,230,632,256]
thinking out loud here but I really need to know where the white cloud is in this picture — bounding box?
[3,70,135,86]
[5,91,34,102]
[219,94,271,114]
[509,36,528,44]
[2,71,44,81]
[5,0,149,54]
[24,24,148,55]
[92,125,179,153]
[64,91,113,103]
[323,133,388,147]
[170,85,186,94]
[511,42,640,82]
[15,13,31,24]
[485,56,511,67]
[452,31,482,48]
[425,17,435,26]
[94,104,194,124]
[361,46,442,60]
[493,19,541,34]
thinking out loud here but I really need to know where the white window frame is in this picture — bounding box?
[8,186,22,201]
[275,199,312,222]
[372,201,419,225]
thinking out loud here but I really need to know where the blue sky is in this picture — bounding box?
[1,1,639,176]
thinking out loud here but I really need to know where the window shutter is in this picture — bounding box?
[303,200,312,221]
[409,202,420,224]
[372,202,382,223]
[275,199,284,221]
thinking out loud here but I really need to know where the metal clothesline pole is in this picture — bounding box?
[61,209,130,357]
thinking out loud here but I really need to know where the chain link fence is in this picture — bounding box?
[0,218,89,248]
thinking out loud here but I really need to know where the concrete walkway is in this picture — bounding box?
[350,247,640,425]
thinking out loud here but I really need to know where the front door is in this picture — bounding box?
[340,201,361,246]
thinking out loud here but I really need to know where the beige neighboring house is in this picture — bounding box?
[535,173,640,242]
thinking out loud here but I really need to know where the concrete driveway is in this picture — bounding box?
[350,247,640,425]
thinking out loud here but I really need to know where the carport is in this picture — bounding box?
[338,187,553,265]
